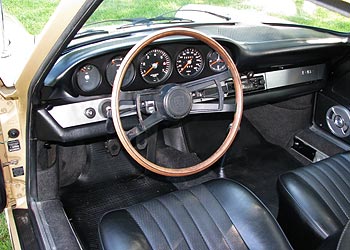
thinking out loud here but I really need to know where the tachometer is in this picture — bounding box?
[176,48,204,78]
[106,56,135,87]
[140,49,172,84]
[76,64,101,92]
[208,51,227,72]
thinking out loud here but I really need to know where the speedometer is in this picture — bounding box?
[140,49,172,84]
[176,48,204,78]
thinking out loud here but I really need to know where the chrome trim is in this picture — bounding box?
[266,64,325,89]
[48,97,136,128]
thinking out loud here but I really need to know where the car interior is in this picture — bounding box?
[21,10,350,250]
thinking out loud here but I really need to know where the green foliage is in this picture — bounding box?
[274,0,350,32]
[0,213,11,250]
[87,0,247,25]
[2,0,350,34]
[2,0,60,35]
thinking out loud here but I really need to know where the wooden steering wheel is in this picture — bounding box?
[111,28,243,176]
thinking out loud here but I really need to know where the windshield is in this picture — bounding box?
[2,0,350,35]
[82,0,350,33]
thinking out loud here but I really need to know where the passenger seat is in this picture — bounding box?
[277,152,350,250]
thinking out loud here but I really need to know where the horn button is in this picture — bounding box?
[161,85,192,120]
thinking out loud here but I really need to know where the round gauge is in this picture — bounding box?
[140,49,172,84]
[208,51,227,72]
[106,56,135,87]
[176,48,204,78]
[76,64,101,92]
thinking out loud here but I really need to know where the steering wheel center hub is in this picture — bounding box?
[163,86,192,119]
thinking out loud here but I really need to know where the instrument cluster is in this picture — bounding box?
[74,43,229,95]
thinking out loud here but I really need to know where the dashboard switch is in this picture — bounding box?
[85,108,96,119]
[8,129,20,138]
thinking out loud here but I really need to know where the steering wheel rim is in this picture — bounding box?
[111,27,243,177]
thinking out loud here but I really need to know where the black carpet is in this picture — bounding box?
[217,115,302,217]
[60,176,176,250]
[223,143,300,217]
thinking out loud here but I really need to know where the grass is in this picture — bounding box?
[88,0,247,25]
[4,0,350,35]
[2,0,60,35]
[0,213,11,250]
[278,4,350,32]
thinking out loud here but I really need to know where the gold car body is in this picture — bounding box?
[0,1,89,248]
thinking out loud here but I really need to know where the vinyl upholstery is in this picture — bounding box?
[278,152,350,250]
[337,220,350,250]
[99,179,292,250]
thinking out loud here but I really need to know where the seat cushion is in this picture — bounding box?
[99,179,292,250]
[278,152,350,250]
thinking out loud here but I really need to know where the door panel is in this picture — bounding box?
[313,56,350,145]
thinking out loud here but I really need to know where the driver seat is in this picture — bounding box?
[99,179,292,250]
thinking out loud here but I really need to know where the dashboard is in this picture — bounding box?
[35,23,348,143]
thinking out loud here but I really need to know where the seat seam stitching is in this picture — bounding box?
[319,162,350,219]
[279,174,329,237]
[140,203,174,250]
[171,192,211,250]
[332,157,350,185]
[302,168,348,220]
[204,184,249,250]
[155,197,191,250]
[326,161,350,194]
[331,156,350,175]
[333,157,350,196]
[337,154,350,174]
[337,220,350,250]
[187,189,231,250]
[125,208,155,249]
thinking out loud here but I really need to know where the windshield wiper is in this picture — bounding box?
[74,29,109,39]
[117,16,195,29]
[160,8,231,21]
[83,16,194,30]
[79,8,231,34]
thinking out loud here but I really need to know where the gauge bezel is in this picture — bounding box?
[176,47,204,78]
[76,64,102,93]
[139,48,172,85]
[106,55,136,87]
[207,50,227,73]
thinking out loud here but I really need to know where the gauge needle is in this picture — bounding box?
[210,57,223,66]
[143,62,158,77]
[210,60,218,66]
[180,59,192,73]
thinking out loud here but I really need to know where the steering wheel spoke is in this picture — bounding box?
[191,103,236,114]
[183,70,231,92]
[126,111,164,140]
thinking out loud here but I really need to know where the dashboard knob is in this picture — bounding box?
[84,108,96,119]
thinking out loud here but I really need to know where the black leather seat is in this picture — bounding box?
[278,152,350,250]
[99,179,292,250]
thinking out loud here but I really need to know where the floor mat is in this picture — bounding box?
[60,176,176,250]
[223,143,301,217]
